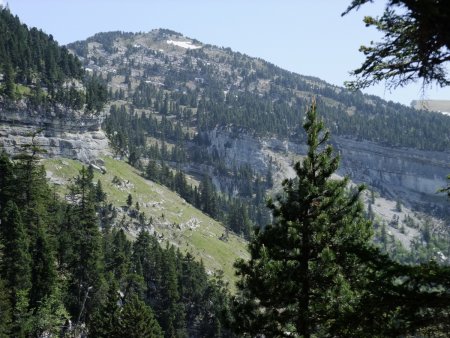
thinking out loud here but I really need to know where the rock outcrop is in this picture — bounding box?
[0,100,109,163]
[205,126,450,212]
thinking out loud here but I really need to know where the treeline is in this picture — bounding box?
[0,7,107,112]
[0,151,233,337]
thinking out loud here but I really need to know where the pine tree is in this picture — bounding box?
[158,246,186,338]
[0,278,12,338]
[95,179,107,204]
[0,201,32,302]
[88,280,121,338]
[131,230,162,307]
[29,226,57,309]
[117,295,163,338]
[126,193,133,208]
[233,101,373,337]
[3,60,15,100]
[0,201,32,337]
[66,166,104,322]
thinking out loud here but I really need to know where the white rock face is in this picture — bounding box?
[205,126,450,210]
[0,102,110,163]
[333,136,449,203]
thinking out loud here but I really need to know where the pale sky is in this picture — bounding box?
[6,0,450,106]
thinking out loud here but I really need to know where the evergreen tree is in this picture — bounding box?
[126,193,133,208]
[88,280,121,338]
[0,201,32,337]
[158,246,186,338]
[66,166,104,323]
[131,230,162,306]
[95,179,107,204]
[0,278,12,338]
[29,225,57,309]
[0,152,14,212]
[29,286,68,337]
[233,102,373,337]
[2,60,15,100]
[0,201,32,302]
[343,0,450,89]
[199,175,218,218]
[104,229,132,284]
[117,295,163,338]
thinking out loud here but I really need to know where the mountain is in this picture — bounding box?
[67,30,449,216]
[1,9,449,336]
[0,10,242,335]
[0,7,108,162]
[0,8,246,285]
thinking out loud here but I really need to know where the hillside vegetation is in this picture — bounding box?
[44,156,248,285]
[69,30,450,151]
[0,7,106,112]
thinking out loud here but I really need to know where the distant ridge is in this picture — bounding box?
[411,100,450,116]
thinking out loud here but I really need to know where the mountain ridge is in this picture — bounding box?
[65,29,449,212]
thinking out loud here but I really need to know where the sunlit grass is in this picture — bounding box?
[44,156,248,288]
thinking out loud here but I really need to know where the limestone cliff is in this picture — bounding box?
[205,127,450,212]
[0,100,109,163]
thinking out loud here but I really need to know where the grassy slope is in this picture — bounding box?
[44,156,248,288]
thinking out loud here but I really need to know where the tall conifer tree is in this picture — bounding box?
[233,101,373,337]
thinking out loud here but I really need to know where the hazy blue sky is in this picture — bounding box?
[5,0,449,106]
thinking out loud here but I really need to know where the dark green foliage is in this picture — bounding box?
[0,150,234,336]
[234,103,450,337]
[2,60,15,100]
[0,201,32,337]
[199,175,218,218]
[0,148,66,336]
[0,152,14,209]
[126,193,133,208]
[130,230,234,337]
[342,250,450,336]
[233,102,374,337]
[0,7,106,111]
[0,201,32,302]
[95,179,107,204]
[343,0,450,89]
[85,74,108,113]
[88,280,121,338]
[118,295,163,338]
[64,166,104,321]
[104,229,132,284]
[0,6,82,88]
[29,226,57,309]
[0,278,12,337]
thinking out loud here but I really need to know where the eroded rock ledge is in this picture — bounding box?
[0,100,109,163]
[205,126,450,211]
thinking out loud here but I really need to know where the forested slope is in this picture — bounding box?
[0,7,106,112]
